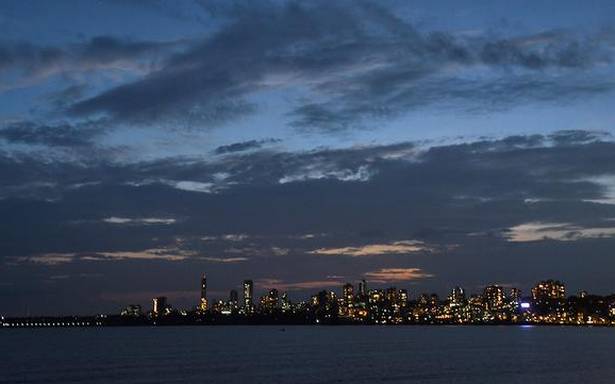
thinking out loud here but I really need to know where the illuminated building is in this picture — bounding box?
[449,287,466,307]
[312,290,339,323]
[59,275,615,327]
[152,296,167,316]
[509,288,520,303]
[243,280,254,313]
[230,289,238,302]
[386,287,398,303]
[508,288,521,312]
[483,285,505,312]
[229,289,239,311]
[339,283,355,317]
[342,283,354,306]
[358,279,367,298]
[260,288,280,312]
[120,304,142,317]
[532,280,566,301]
[199,274,208,312]
[531,280,567,323]
[398,289,408,307]
[281,292,291,312]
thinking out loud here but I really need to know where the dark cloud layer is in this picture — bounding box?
[0,35,186,91]
[214,138,281,154]
[0,120,107,148]
[62,2,615,131]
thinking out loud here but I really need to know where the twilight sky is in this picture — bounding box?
[2,0,615,315]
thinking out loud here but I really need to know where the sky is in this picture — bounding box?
[2,0,615,315]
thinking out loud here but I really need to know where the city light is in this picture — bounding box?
[2,275,615,328]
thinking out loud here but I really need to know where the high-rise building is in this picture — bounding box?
[243,280,254,312]
[229,289,239,311]
[268,288,279,307]
[398,289,408,306]
[230,289,238,303]
[358,280,367,297]
[199,274,208,312]
[260,288,280,312]
[531,280,567,321]
[510,288,521,302]
[386,287,398,303]
[152,296,167,316]
[281,292,291,312]
[483,285,505,312]
[449,287,466,307]
[342,283,354,306]
[532,280,566,302]
[121,304,142,317]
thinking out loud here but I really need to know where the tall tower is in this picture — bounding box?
[243,280,254,312]
[199,274,208,312]
[153,296,167,316]
[342,283,354,306]
[358,279,367,297]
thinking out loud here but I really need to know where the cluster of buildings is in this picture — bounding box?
[5,275,614,328]
[133,275,615,326]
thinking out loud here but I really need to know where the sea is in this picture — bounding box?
[2,325,615,383]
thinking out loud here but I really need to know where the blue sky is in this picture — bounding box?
[2,0,615,315]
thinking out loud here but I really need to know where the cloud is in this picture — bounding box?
[363,268,433,283]
[200,256,248,263]
[222,234,249,242]
[14,248,195,264]
[214,139,281,155]
[102,217,177,225]
[279,164,372,184]
[549,130,611,147]
[0,120,107,148]
[309,240,429,257]
[5,131,615,267]
[201,234,252,242]
[256,277,343,291]
[2,130,615,203]
[62,2,615,130]
[0,36,186,90]
[504,222,615,242]
[11,248,250,265]
[13,253,75,266]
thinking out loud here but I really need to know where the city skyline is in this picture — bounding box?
[4,274,615,328]
[3,0,615,316]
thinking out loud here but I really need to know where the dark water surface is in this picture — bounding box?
[2,326,615,383]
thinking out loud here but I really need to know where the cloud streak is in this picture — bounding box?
[505,222,615,242]
[363,268,434,283]
[309,240,429,257]
[0,36,186,91]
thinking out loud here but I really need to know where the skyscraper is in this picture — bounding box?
[358,279,367,297]
[152,296,167,316]
[199,274,208,312]
[342,283,354,307]
[449,287,466,307]
[230,289,238,303]
[243,280,254,313]
[483,285,505,312]
[281,292,291,312]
